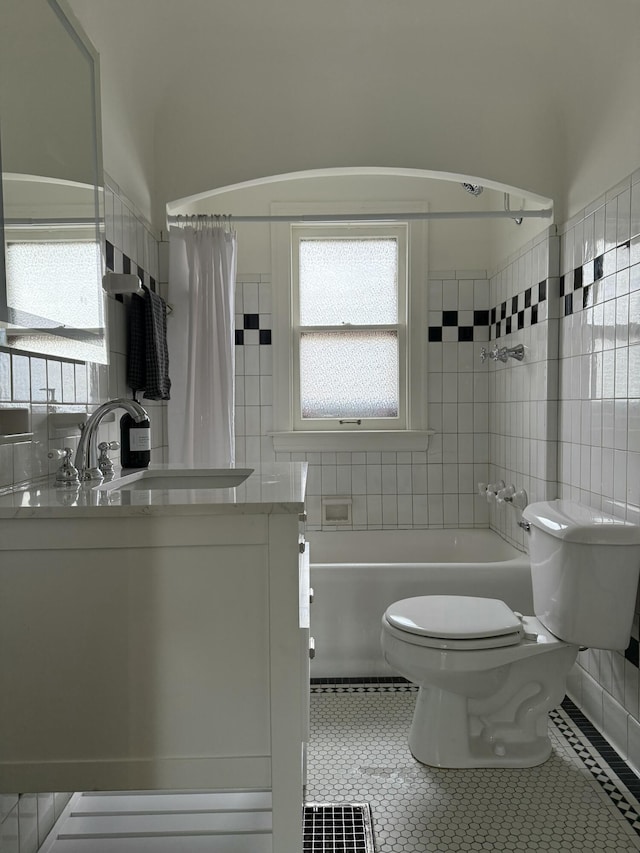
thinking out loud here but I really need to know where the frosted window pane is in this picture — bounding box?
[299,238,397,325]
[300,330,398,418]
[6,241,104,328]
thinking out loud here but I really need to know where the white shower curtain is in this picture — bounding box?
[167,221,237,466]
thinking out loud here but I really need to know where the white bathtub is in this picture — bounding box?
[307,528,532,678]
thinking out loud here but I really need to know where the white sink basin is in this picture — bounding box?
[99,468,254,491]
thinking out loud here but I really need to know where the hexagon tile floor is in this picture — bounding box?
[306,681,640,853]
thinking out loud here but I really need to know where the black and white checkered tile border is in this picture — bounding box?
[311,677,418,695]
[554,698,640,832]
[235,313,272,345]
[489,279,548,340]
[105,239,157,295]
[427,310,490,343]
[560,243,630,318]
[311,679,640,836]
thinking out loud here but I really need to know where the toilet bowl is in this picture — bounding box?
[380,500,640,769]
[381,595,578,768]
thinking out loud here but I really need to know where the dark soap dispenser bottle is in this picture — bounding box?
[120,412,151,468]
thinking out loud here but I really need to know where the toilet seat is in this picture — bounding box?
[384,595,525,650]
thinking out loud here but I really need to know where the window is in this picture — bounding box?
[271,202,430,452]
[292,225,407,430]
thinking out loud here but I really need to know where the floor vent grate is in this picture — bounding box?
[303,803,375,852]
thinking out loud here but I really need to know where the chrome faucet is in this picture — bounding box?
[74,398,149,481]
[480,344,525,363]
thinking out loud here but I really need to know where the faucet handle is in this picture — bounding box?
[48,447,80,488]
[97,440,120,475]
[485,479,505,503]
[496,484,516,504]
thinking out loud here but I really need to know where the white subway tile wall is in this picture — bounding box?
[233,272,492,530]
[555,169,640,771]
[487,228,560,548]
[0,176,165,851]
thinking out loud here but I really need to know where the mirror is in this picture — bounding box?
[0,0,107,363]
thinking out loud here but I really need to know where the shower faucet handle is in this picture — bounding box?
[485,480,506,503]
[497,485,529,511]
[496,485,516,504]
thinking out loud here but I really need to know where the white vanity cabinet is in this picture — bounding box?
[0,464,308,852]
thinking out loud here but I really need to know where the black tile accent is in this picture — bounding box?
[442,310,458,326]
[505,317,512,335]
[105,240,114,271]
[565,293,573,315]
[473,310,489,326]
[495,320,502,338]
[259,329,272,345]
[511,295,518,315]
[574,265,583,290]
[458,326,473,342]
[560,275,565,297]
[490,307,496,325]
[122,254,131,274]
[594,254,604,281]
[311,676,410,685]
[500,302,507,320]
[531,304,539,325]
[244,313,259,329]
[517,310,525,330]
[235,329,244,345]
[524,287,532,308]
[626,637,639,668]
[428,327,442,342]
[538,279,547,302]
[560,697,640,804]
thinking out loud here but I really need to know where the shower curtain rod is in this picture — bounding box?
[168,208,553,224]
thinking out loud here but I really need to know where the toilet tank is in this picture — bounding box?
[522,500,640,650]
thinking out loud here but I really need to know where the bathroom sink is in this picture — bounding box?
[98,468,254,491]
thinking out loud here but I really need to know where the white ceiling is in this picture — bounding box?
[67,0,640,227]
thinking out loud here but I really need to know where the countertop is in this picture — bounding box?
[0,462,307,519]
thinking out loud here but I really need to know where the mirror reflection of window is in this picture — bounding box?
[6,240,102,324]
[0,0,105,362]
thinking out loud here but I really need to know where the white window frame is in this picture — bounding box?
[292,223,407,431]
[271,201,432,452]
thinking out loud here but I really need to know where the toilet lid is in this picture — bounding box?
[385,595,524,643]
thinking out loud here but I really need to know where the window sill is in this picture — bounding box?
[270,430,434,453]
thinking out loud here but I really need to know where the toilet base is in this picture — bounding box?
[409,736,552,769]
[407,673,562,769]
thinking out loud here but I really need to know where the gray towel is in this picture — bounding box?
[127,287,171,401]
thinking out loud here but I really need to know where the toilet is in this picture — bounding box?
[380,500,640,768]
